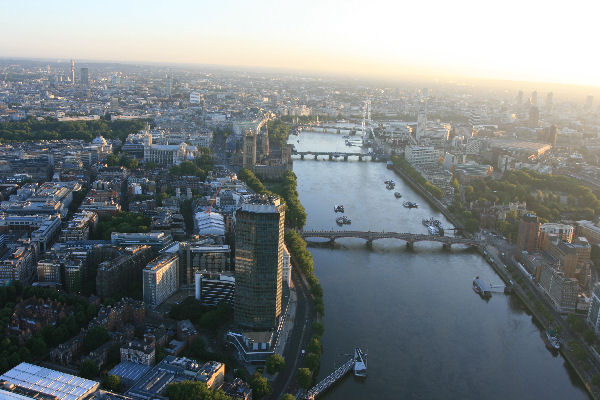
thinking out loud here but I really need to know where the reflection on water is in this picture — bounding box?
[292,132,589,400]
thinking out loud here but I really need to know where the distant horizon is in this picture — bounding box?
[1,0,599,92]
[2,55,599,100]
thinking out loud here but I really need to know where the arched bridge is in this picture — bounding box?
[299,230,480,249]
[291,150,387,161]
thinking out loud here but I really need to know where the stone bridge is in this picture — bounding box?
[299,230,480,249]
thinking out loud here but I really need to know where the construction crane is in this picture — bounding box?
[205,181,223,214]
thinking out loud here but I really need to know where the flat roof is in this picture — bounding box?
[0,362,99,400]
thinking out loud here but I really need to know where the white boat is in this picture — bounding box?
[354,347,367,378]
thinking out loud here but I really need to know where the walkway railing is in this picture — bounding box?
[305,357,354,400]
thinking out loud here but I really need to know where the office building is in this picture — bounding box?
[517,213,540,252]
[195,272,235,306]
[234,196,285,330]
[96,245,154,300]
[282,243,291,287]
[111,231,173,250]
[404,145,439,166]
[528,106,539,128]
[540,223,574,244]
[576,220,600,244]
[143,254,179,308]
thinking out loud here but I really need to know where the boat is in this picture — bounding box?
[334,204,345,213]
[403,201,418,208]
[473,276,491,298]
[422,218,444,236]
[354,348,367,378]
[394,192,402,198]
[336,216,351,225]
[545,329,561,350]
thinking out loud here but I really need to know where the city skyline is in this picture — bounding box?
[1,0,599,88]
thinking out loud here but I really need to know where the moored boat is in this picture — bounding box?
[545,329,561,350]
[394,192,402,198]
[354,347,367,378]
[403,201,418,208]
[473,276,491,298]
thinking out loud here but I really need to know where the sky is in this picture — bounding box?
[1,0,599,87]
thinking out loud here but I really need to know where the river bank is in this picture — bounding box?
[388,152,597,399]
[290,130,589,400]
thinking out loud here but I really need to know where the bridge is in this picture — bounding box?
[304,356,354,400]
[292,150,387,161]
[299,230,481,249]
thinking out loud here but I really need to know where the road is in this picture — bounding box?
[270,269,313,399]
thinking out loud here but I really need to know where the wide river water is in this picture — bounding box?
[290,131,589,400]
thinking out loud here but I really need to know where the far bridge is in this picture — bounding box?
[292,150,387,162]
[299,230,480,249]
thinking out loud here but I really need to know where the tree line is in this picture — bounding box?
[0,117,147,143]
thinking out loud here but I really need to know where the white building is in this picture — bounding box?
[195,212,225,237]
[190,91,201,104]
[587,283,600,333]
[143,254,180,308]
[143,142,192,166]
[404,146,439,166]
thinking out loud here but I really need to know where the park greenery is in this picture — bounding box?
[168,297,233,331]
[391,155,444,200]
[266,119,291,149]
[103,374,123,392]
[0,283,98,374]
[169,153,214,180]
[238,168,307,230]
[83,326,110,352]
[463,170,600,221]
[0,117,147,143]
[79,359,99,379]
[91,212,151,240]
[164,380,231,400]
[106,153,139,169]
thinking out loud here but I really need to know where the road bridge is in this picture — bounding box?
[299,230,480,249]
[292,150,387,161]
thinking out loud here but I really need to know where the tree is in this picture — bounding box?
[296,368,313,389]
[265,354,285,374]
[282,395,295,400]
[83,326,109,351]
[308,336,322,354]
[29,337,47,357]
[312,321,324,337]
[104,375,122,392]
[584,329,596,345]
[79,359,99,379]
[249,372,271,400]
[593,374,600,388]
[305,352,320,372]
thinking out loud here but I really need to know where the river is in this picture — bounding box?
[290,131,589,400]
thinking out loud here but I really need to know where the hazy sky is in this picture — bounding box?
[1,0,598,86]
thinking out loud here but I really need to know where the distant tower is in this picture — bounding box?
[80,67,89,86]
[167,74,172,98]
[242,129,257,168]
[416,101,427,142]
[585,95,594,111]
[530,91,538,106]
[70,60,75,85]
[546,92,553,112]
[517,90,523,105]
[529,106,540,128]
